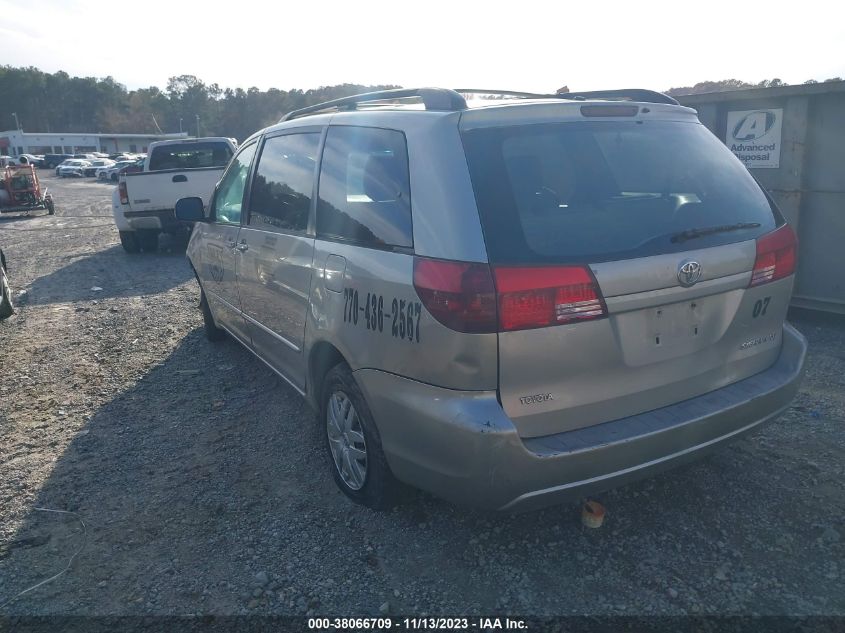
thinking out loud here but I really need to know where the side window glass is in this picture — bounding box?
[247,133,320,232]
[317,127,412,248]
[212,142,257,225]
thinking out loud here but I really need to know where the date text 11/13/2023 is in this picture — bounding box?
[343,287,422,343]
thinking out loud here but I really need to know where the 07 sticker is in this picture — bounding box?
[343,288,421,343]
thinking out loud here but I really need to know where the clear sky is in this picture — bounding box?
[1,0,842,93]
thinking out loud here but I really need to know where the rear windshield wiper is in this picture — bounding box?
[670,222,761,243]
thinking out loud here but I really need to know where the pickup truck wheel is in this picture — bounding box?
[200,290,226,341]
[119,231,140,254]
[137,230,159,252]
[0,266,14,320]
[322,363,400,510]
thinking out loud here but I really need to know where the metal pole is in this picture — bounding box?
[12,112,21,131]
[195,114,200,137]
[179,118,183,133]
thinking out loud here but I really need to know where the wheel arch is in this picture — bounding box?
[307,340,347,410]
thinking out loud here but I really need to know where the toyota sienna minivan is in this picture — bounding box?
[175,87,806,511]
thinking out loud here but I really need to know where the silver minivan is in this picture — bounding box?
[176,88,806,511]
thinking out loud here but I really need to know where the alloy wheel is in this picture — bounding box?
[326,391,368,490]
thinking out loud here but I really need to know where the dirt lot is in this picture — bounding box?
[0,174,843,617]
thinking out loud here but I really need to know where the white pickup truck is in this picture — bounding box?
[112,137,236,252]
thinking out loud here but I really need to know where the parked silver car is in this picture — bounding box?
[97,160,137,182]
[176,88,806,511]
[56,159,91,178]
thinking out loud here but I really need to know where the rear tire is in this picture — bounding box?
[0,266,14,320]
[137,230,159,252]
[321,363,401,510]
[200,290,226,341]
[119,231,140,254]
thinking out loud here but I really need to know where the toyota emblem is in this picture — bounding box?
[677,260,702,287]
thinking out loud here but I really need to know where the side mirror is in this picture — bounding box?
[175,197,206,222]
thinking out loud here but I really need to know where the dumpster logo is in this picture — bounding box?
[732,111,776,141]
[725,108,783,169]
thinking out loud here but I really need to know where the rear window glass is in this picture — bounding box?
[148,142,233,171]
[461,121,778,264]
[317,126,412,249]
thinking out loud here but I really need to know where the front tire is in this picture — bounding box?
[0,266,14,320]
[119,231,140,254]
[321,363,400,510]
[200,289,226,341]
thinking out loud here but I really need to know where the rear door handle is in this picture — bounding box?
[236,240,249,252]
[172,174,187,183]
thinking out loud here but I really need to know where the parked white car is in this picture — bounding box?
[57,159,92,177]
[0,155,39,167]
[82,159,115,177]
[112,153,142,162]
[3,154,45,166]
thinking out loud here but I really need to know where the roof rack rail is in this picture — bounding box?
[553,89,679,106]
[454,88,549,99]
[280,88,468,121]
[455,87,679,106]
[279,87,679,122]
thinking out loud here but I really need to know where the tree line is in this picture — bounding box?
[0,66,398,142]
[1,66,843,141]
[665,77,842,96]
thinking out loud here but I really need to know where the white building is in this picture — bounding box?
[0,130,190,156]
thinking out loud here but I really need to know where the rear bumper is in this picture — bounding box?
[354,323,807,511]
[123,209,185,232]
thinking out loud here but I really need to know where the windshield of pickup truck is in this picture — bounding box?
[147,142,233,171]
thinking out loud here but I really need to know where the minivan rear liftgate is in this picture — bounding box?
[455,113,797,437]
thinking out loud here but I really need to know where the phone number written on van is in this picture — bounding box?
[342,288,421,343]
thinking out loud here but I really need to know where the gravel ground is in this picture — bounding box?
[0,174,843,617]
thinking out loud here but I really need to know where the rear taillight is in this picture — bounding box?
[750,224,797,287]
[494,265,606,331]
[118,181,128,205]
[413,259,497,333]
[413,258,606,333]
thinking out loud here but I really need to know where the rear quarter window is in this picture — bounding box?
[462,120,778,264]
[316,126,412,249]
